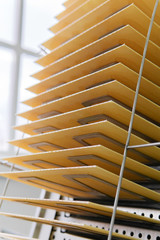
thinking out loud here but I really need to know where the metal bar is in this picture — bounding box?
[128,142,160,149]
[37,193,60,240]
[38,45,50,55]
[0,145,21,208]
[7,0,24,150]
[0,117,26,209]
[29,189,46,238]
[0,160,23,171]
[0,164,14,209]
[107,1,159,239]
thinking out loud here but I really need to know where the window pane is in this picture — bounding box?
[15,53,42,145]
[0,0,17,44]
[22,0,65,51]
[0,47,15,152]
[18,53,41,109]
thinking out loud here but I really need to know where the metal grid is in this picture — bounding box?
[107,0,160,238]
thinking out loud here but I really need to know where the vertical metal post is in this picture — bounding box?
[107,1,159,239]
[37,193,60,240]
[28,189,46,238]
[8,0,24,152]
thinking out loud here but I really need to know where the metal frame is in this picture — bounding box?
[52,197,160,240]
[107,1,160,239]
[57,212,160,239]
[36,192,61,240]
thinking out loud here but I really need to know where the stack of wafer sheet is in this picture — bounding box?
[1,0,160,239]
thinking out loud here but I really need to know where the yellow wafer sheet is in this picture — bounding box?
[52,0,111,33]
[63,0,81,8]
[43,4,160,50]
[15,101,160,142]
[20,81,160,123]
[35,26,160,81]
[51,0,160,34]
[51,0,107,32]
[0,233,38,240]
[0,211,139,240]
[0,166,160,201]
[1,197,160,226]
[10,120,160,163]
[37,25,160,69]
[57,0,88,20]
[27,65,160,109]
[4,145,160,182]
[31,45,160,93]
[29,46,160,101]
[27,63,159,107]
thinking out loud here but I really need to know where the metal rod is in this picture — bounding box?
[0,160,23,171]
[29,189,46,238]
[0,122,26,209]
[0,164,14,208]
[0,146,21,209]
[128,142,160,149]
[107,1,159,239]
